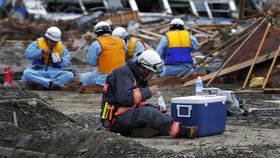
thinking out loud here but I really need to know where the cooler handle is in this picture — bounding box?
[176,104,192,118]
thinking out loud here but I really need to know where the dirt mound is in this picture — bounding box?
[0,86,177,157]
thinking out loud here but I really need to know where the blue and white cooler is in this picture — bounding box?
[171,95,227,137]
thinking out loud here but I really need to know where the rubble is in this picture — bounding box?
[0,0,280,157]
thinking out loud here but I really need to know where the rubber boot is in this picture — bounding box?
[176,125,198,139]
[49,82,61,90]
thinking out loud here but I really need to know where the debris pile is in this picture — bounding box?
[0,85,177,157]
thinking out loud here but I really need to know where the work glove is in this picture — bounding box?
[52,52,61,63]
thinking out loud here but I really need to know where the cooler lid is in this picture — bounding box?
[171,95,226,104]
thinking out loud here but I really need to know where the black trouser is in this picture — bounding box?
[111,105,174,136]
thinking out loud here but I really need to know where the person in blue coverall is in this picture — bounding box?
[81,21,127,86]
[112,27,146,61]
[22,26,74,90]
[156,18,199,77]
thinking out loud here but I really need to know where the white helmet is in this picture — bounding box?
[170,18,184,26]
[170,18,185,30]
[112,27,128,39]
[137,50,164,73]
[94,21,111,34]
[45,26,61,42]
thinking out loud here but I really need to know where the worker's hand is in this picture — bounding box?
[42,48,51,55]
[149,85,159,96]
[52,52,61,63]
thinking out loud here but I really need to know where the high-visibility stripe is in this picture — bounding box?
[133,88,142,104]
[103,84,108,92]
[169,122,180,137]
[115,107,133,116]
[133,78,137,87]
[139,102,148,107]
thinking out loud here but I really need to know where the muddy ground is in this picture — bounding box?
[39,84,280,158]
[0,44,280,157]
[0,83,279,158]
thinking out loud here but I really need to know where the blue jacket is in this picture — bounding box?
[25,41,71,68]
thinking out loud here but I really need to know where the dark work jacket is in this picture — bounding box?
[101,61,152,113]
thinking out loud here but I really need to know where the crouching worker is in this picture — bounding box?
[100,50,198,138]
[156,18,199,77]
[81,21,126,86]
[22,26,74,90]
[112,27,146,61]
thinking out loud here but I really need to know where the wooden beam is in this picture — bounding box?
[194,23,233,27]
[234,89,264,94]
[192,26,217,36]
[242,23,271,89]
[262,43,280,89]
[263,88,280,94]
[138,29,165,39]
[149,23,169,32]
[138,34,159,41]
[63,82,81,91]
[239,0,245,19]
[183,50,280,87]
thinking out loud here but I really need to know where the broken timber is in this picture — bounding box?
[263,88,280,94]
[205,16,268,87]
[178,17,263,79]
[99,11,139,26]
[242,23,271,89]
[183,50,280,87]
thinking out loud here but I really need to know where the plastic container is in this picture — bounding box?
[4,67,14,85]
[171,95,227,137]
[195,76,203,96]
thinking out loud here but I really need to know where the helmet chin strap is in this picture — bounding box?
[138,66,150,84]
[143,68,150,79]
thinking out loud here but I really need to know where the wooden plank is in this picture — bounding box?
[243,23,271,89]
[183,50,280,87]
[195,23,233,27]
[234,89,263,94]
[138,34,159,41]
[262,44,280,89]
[138,29,165,39]
[263,88,280,94]
[99,11,139,25]
[0,40,32,45]
[0,18,9,23]
[62,82,81,91]
[192,26,216,36]
[239,0,245,19]
[1,40,73,46]
[78,85,103,94]
[149,23,169,32]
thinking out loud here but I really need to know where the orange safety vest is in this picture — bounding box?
[37,37,63,65]
[127,37,145,59]
[97,36,125,74]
